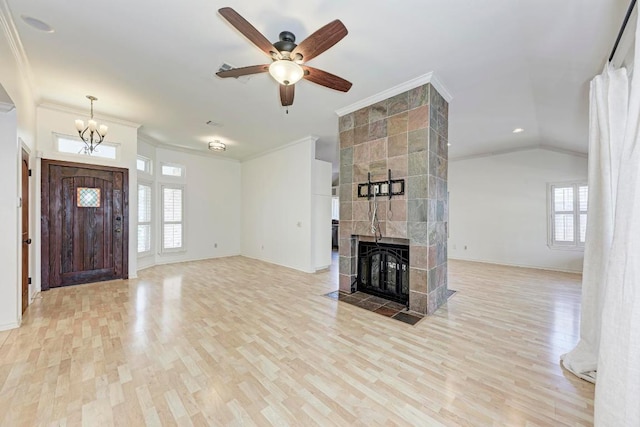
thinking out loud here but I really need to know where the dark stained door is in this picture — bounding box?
[41,160,128,289]
[21,149,29,313]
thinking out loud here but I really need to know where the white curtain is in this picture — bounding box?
[593,14,640,425]
[561,10,640,425]
[560,64,628,383]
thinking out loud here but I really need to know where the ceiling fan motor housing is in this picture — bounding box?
[274,31,297,54]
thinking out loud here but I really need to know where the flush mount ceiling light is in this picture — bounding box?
[512,128,524,133]
[75,95,108,154]
[208,140,226,151]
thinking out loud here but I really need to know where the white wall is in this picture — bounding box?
[0,109,20,330]
[448,148,588,272]
[241,137,317,272]
[0,8,37,330]
[313,159,332,270]
[34,105,140,286]
[147,145,242,266]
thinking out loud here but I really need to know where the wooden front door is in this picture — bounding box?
[21,149,30,313]
[41,160,128,290]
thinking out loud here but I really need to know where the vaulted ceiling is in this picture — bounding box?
[3,0,630,167]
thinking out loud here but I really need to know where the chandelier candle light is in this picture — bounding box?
[75,95,108,154]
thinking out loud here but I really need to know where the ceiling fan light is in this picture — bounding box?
[269,60,303,86]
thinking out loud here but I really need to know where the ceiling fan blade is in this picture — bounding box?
[216,64,269,78]
[302,66,352,92]
[218,7,280,59]
[280,84,295,106]
[291,20,347,63]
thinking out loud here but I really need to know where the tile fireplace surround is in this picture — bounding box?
[338,83,449,315]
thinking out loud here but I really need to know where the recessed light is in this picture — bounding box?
[512,128,524,133]
[21,15,54,33]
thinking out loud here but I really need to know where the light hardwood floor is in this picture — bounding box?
[0,257,594,426]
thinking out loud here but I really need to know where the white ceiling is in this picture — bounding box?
[3,0,631,168]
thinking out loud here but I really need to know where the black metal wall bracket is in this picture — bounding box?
[357,169,405,200]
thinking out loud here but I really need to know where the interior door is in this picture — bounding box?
[41,160,128,289]
[21,148,30,313]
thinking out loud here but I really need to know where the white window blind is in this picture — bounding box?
[137,184,152,254]
[549,183,588,248]
[162,186,183,250]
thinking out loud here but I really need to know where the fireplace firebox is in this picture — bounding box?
[357,242,409,304]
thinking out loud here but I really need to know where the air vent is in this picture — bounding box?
[205,120,220,127]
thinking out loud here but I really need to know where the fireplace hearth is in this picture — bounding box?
[357,242,409,305]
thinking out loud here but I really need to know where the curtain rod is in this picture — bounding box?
[609,0,637,61]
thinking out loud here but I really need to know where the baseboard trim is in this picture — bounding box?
[447,256,583,274]
[240,254,315,274]
[137,253,242,272]
[0,321,20,332]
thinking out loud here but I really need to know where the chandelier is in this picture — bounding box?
[74,95,108,154]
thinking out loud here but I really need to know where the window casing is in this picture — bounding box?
[548,182,588,249]
[161,185,184,252]
[137,183,152,255]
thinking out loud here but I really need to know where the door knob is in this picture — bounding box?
[23,238,32,245]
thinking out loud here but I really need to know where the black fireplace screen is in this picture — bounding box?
[357,242,409,304]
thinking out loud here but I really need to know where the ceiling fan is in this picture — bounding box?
[216,7,352,108]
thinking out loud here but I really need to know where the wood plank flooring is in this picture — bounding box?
[0,257,594,426]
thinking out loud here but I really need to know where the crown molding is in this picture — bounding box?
[0,101,14,113]
[38,102,141,129]
[241,135,319,163]
[137,134,241,162]
[538,144,588,158]
[450,144,588,162]
[335,72,453,117]
[0,0,36,97]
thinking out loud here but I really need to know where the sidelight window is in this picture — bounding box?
[161,185,184,251]
[137,183,152,254]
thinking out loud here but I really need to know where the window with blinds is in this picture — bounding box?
[549,182,588,248]
[137,183,152,254]
[162,186,184,251]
